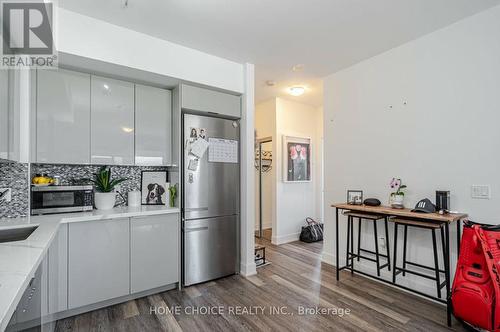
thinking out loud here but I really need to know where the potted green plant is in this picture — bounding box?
[390,178,407,209]
[86,166,127,210]
[168,183,177,208]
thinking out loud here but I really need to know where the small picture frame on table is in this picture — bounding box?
[347,190,363,205]
[141,171,168,205]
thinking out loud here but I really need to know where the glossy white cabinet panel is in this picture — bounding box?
[68,218,130,309]
[36,69,91,164]
[0,70,8,160]
[181,84,241,118]
[91,76,134,165]
[47,224,68,314]
[135,85,172,166]
[171,87,181,167]
[131,214,179,293]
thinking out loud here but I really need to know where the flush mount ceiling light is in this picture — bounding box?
[292,64,304,72]
[288,86,305,96]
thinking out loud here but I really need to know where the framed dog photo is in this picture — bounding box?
[141,171,168,205]
[347,190,363,205]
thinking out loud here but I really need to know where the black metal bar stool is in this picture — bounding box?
[343,211,391,276]
[392,218,446,298]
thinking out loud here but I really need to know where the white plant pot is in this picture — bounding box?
[94,192,116,210]
[391,194,405,208]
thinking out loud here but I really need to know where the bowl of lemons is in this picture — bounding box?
[32,174,55,187]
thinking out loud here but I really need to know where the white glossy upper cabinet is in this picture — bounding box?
[36,69,91,164]
[91,76,134,165]
[0,70,8,160]
[181,84,241,118]
[135,85,172,166]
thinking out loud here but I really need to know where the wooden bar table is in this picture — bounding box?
[332,203,468,327]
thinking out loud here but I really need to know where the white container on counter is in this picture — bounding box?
[128,191,141,207]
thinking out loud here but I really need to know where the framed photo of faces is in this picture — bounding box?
[283,135,312,182]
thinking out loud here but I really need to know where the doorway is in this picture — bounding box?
[255,137,273,241]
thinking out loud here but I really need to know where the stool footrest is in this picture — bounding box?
[359,248,389,259]
[394,267,441,281]
[405,261,445,274]
[348,253,390,269]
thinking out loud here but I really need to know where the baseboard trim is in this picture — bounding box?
[321,251,335,265]
[271,232,300,245]
[240,261,257,277]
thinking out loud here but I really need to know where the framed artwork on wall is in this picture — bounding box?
[283,135,312,183]
[141,170,168,205]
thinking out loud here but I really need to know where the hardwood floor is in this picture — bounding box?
[255,228,272,241]
[55,238,467,332]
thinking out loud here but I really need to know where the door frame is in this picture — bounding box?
[255,136,272,238]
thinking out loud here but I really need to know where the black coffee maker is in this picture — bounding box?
[436,191,450,212]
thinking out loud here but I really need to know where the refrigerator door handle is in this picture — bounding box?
[185,226,209,233]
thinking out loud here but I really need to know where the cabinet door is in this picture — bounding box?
[91,76,134,165]
[181,84,241,118]
[36,69,91,164]
[131,214,179,293]
[135,85,172,166]
[47,224,68,314]
[68,218,129,309]
[0,70,8,160]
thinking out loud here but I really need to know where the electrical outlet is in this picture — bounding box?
[379,237,386,249]
[0,188,12,203]
[471,185,490,199]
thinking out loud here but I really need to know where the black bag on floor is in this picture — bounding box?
[300,217,324,243]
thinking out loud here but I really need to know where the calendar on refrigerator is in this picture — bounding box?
[208,138,238,163]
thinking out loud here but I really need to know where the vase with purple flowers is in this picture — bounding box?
[389,178,407,209]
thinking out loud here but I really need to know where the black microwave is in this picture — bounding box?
[31,185,94,215]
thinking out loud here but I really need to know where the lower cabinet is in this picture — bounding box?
[130,214,179,293]
[47,214,179,313]
[68,218,130,309]
[48,224,68,314]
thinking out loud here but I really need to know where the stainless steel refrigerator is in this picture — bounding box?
[182,113,240,286]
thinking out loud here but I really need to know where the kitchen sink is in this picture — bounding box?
[0,226,38,243]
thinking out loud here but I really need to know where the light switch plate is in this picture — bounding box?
[471,185,490,199]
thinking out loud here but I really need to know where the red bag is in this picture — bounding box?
[452,221,500,331]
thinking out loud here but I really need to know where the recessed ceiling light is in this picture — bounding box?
[266,80,276,87]
[288,86,305,96]
[292,64,304,72]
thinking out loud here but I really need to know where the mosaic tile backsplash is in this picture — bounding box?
[31,164,178,207]
[0,160,29,218]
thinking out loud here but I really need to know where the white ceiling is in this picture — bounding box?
[60,0,500,107]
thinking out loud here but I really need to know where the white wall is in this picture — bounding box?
[275,98,323,244]
[255,98,323,244]
[57,9,244,93]
[323,5,500,294]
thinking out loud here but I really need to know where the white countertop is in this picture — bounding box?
[0,205,179,332]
